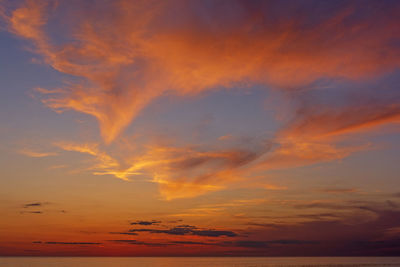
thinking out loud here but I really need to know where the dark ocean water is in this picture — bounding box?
[0,257,400,267]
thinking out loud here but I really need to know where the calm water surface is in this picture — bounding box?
[1,257,400,267]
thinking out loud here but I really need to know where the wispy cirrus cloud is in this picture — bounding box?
[257,140,367,171]
[3,0,400,200]
[3,0,400,144]
[281,98,400,141]
[54,140,270,199]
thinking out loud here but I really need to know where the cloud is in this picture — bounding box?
[281,100,400,140]
[130,220,161,226]
[107,240,169,247]
[257,81,400,171]
[262,184,287,190]
[253,85,400,171]
[150,145,269,199]
[54,142,118,169]
[4,0,400,201]
[20,202,45,214]
[54,142,126,179]
[55,141,269,198]
[170,241,211,245]
[353,239,400,252]
[107,239,317,248]
[109,232,138,236]
[168,198,269,218]
[20,211,42,214]
[111,220,238,242]
[228,240,318,248]
[256,140,367,171]
[20,202,67,215]
[18,149,57,158]
[23,202,42,208]
[293,201,368,211]
[189,229,237,238]
[17,201,400,256]
[320,188,358,194]
[3,0,400,143]
[218,135,233,141]
[49,135,367,199]
[127,224,237,237]
[35,241,102,245]
[203,200,398,255]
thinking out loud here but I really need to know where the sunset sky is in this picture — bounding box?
[1,0,400,256]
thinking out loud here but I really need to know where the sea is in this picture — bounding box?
[0,257,400,267]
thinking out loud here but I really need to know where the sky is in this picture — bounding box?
[0,0,400,256]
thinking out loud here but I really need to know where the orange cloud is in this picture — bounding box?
[4,0,400,199]
[143,145,272,199]
[53,137,364,199]
[218,135,233,141]
[319,188,358,194]
[54,142,124,178]
[18,148,57,158]
[7,0,47,41]
[256,140,368,171]
[281,103,400,140]
[54,140,269,199]
[262,184,288,191]
[4,0,400,143]
[255,97,400,170]
[252,90,399,171]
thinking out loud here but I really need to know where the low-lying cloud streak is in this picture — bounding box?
[127,225,237,237]
[33,241,102,245]
[23,202,42,208]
